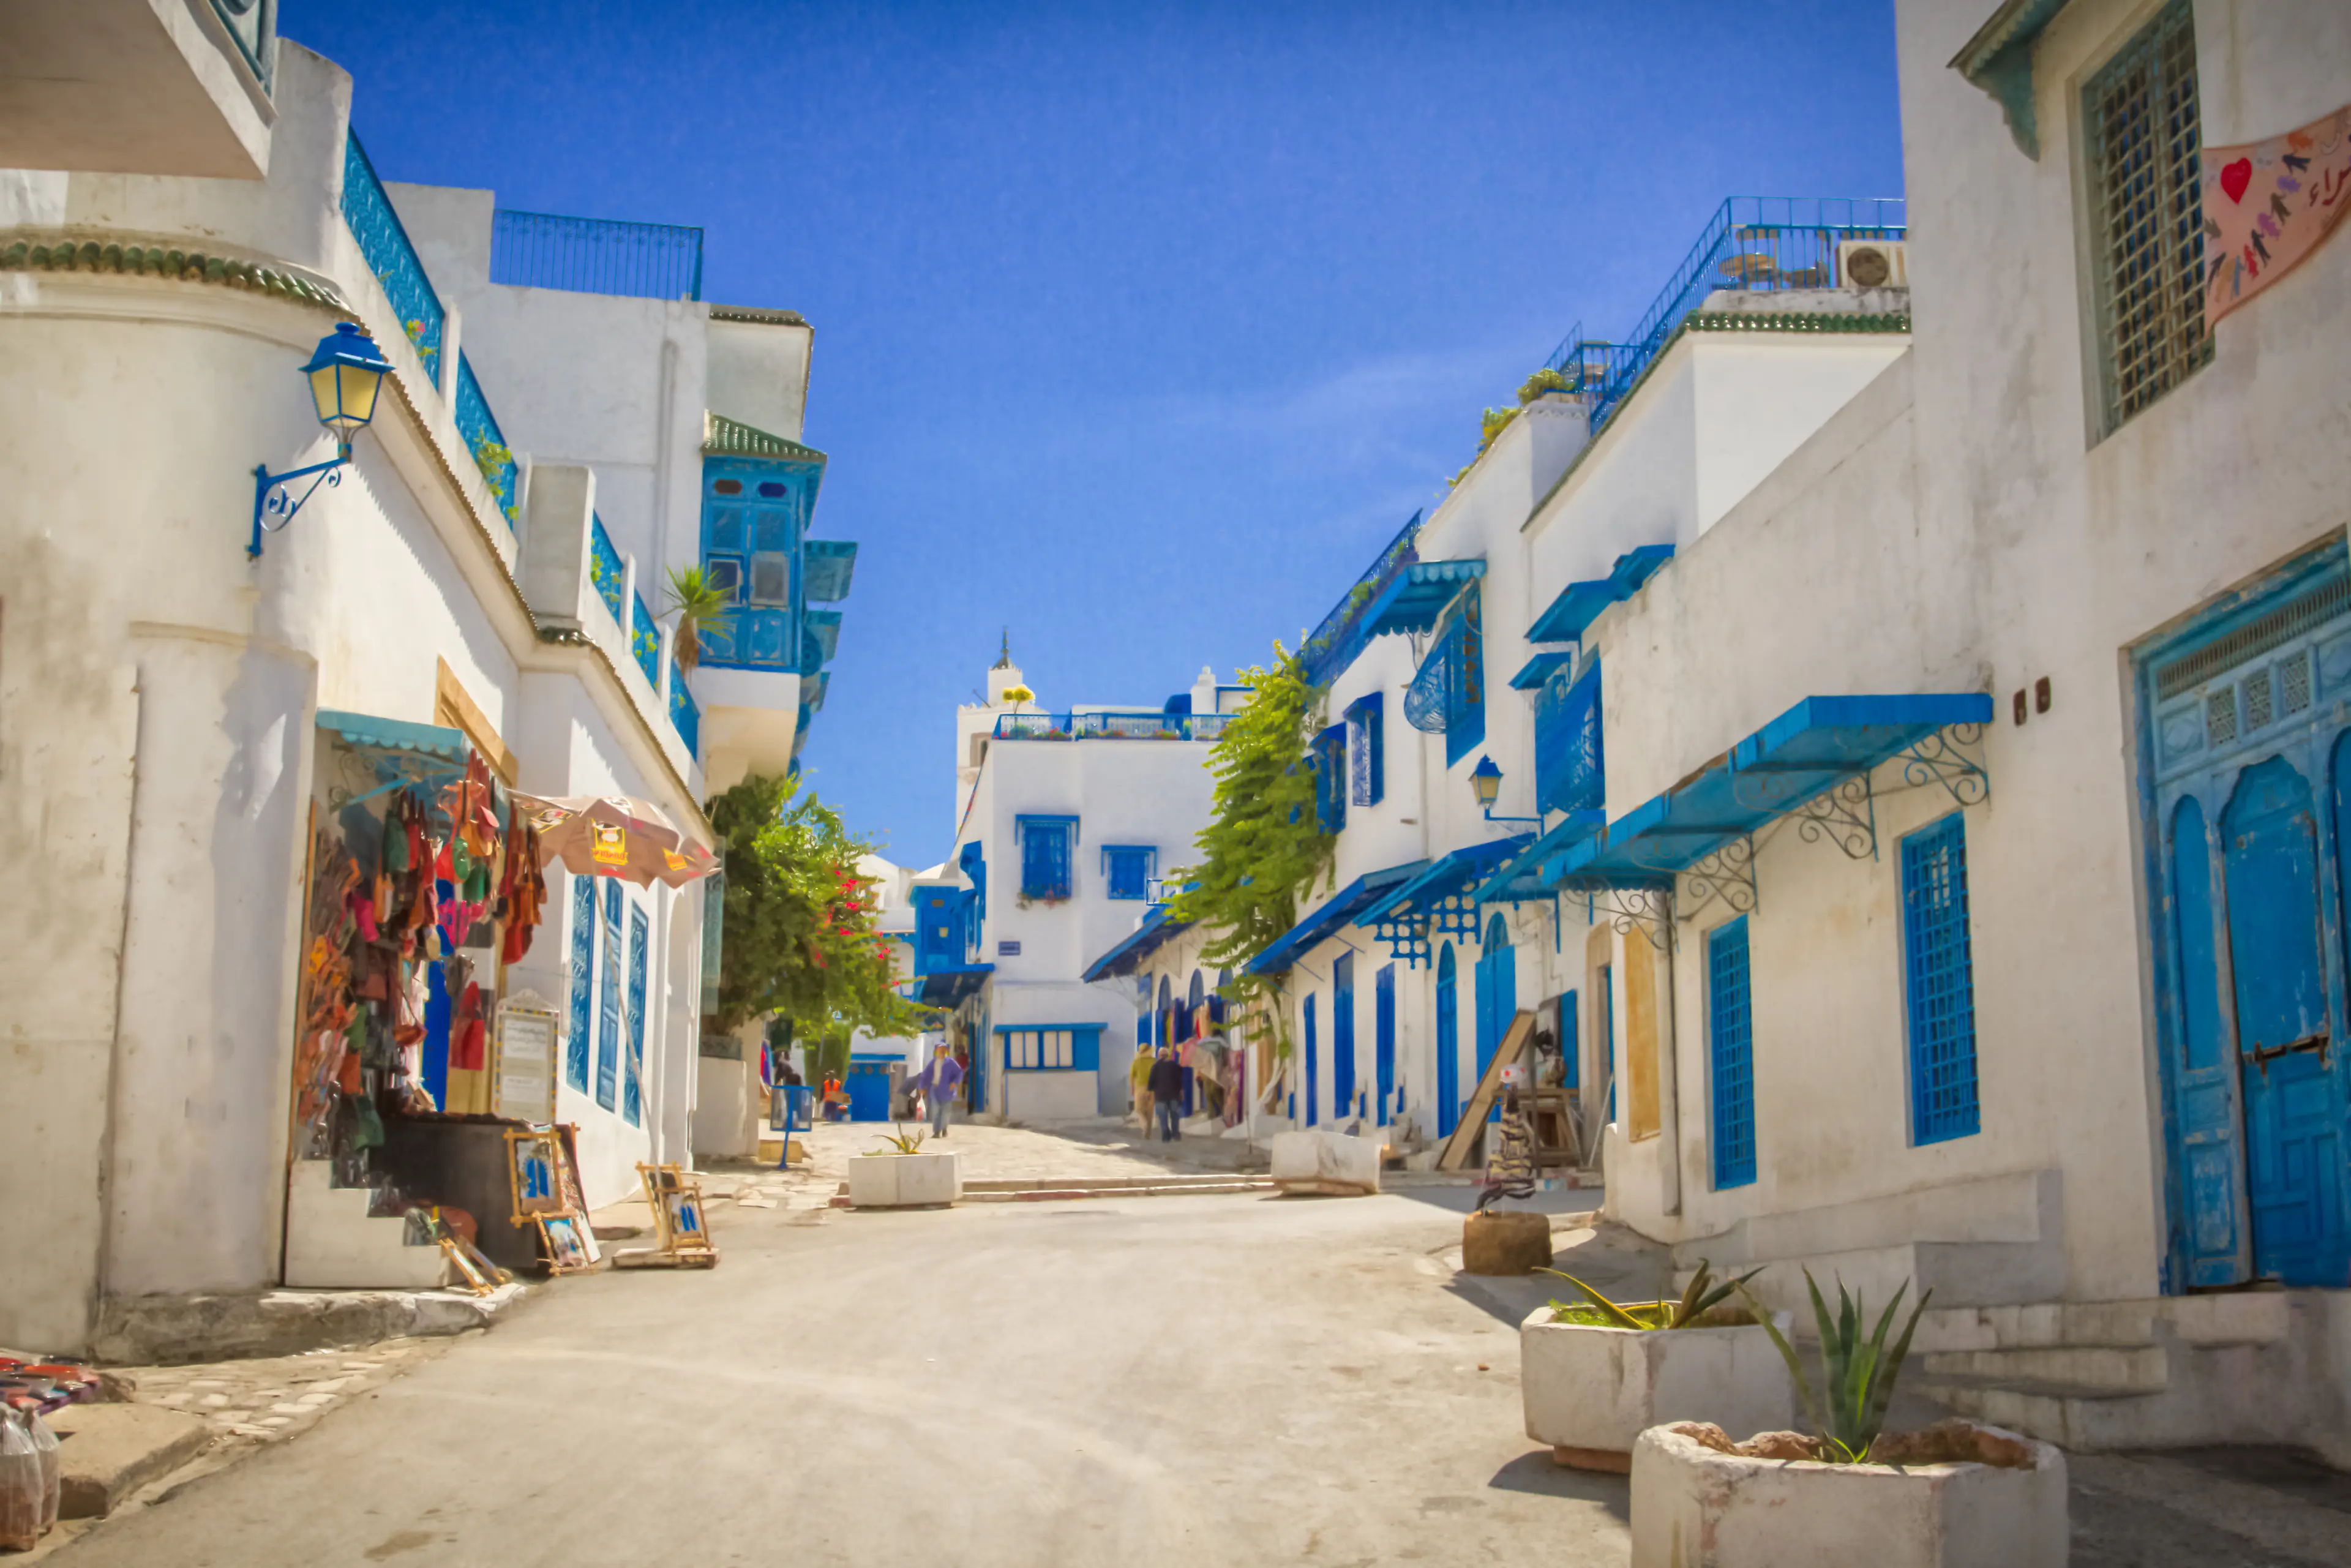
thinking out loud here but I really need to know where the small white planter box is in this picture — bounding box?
[1270,1130,1380,1195]
[1630,1420,2068,1568]
[1520,1306,1794,1469]
[847,1151,962,1209]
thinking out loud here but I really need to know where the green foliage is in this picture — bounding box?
[1739,1271,1932,1464]
[1517,366,1574,404]
[664,563,732,670]
[1164,642,1333,1052]
[707,775,926,1046]
[864,1124,928,1155]
[1542,1259,1765,1329]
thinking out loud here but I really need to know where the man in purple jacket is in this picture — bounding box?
[919,1050,964,1138]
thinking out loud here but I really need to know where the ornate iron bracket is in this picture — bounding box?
[1574,883,1673,950]
[1900,723,1990,811]
[1677,835,1757,923]
[250,444,352,559]
[1793,772,1879,861]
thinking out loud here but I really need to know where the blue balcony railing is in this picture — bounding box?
[670,662,700,760]
[1300,510,1425,689]
[1543,196,1907,434]
[588,512,626,626]
[340,131,444,386]
[490,209,705,302]
[452,353,519,530]
[994,711,1231,742]
[631,590,661,688]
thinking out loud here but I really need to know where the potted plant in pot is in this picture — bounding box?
[1521,1261,1789,1472]
[1627,1272,2067,1568]
[845,1125,962,1210]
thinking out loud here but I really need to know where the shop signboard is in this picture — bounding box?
[495,991,562,1123]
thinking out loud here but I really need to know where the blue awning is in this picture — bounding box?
[1509,650,1578,691]
[1526,544,1674,643]
[1360,559,1487,638]
[1245,860,1427,976]
[911,963,993,1007]
[1082,904,1194,982]
[1359,835,1533,928]
[318,710,468,762]
[1473,812,1607,903]
[1547,692,1994,890]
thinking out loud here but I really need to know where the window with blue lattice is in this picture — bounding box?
[1407,583,1486,766]
[1017,815,1076,901]
[698,458,806,670]
[1707,917,1755,1188]
[1902,813,1980,1145]
[1346,692,1384,806]
[1101,845,1155,901]
[1535,660,1603,814]
[1311,724,1348,833]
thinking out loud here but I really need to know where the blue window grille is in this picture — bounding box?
[623,904,649,1126]
[1405,582,1485,765]
[1346,692,1384,806]
[490,209,705,302]
[670,661,700,759]
[588,514,626,628]
[1311,723,1348,833]
[1536,660,1604,815]
[452,352,519,531]
[1101,845,1155,900]
[340,130,444,387]
[564,874,594,1091]
[596,881,624,1109]
[1017,816,1076,901]
[1708,918,1757,1188]
[1902,813,1981,1144]
[630,590,661,688]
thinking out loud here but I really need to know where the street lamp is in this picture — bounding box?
[249,321,392,558]
[1468,754,1542,824]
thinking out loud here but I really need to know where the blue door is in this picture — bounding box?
[1303,994,1319,1127]
[1558,988,1580,1091]
[2222,758,2349,1284]
[1333,953,1357,1122]
[1475,913,1516,1116]
[1374,963,1397,1124]
[1436,943,1460,1136]
[844,1060,891,1122]
[2169,795,2250,1284]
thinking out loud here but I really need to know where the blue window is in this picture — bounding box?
[565,874,594,1092]
[697,456,804,670]
[623,904,649,1127]
[1311,724,1348,833]
[1708,918,1756,1188]
[1902,813,1981,1144]
[596,881,624,1110]
[1535,661,1603,815]
[1402,582,1486,766]
[1017,815,1077,901]
[1102,844,1156,900]
[999,1024,1104,1071]
[1346,692,1385,806]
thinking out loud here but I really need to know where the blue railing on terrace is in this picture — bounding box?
[630,591,661,688]
[340,132,444,386]
[1543,196,1907,433]
[670,662,700,760]
[588,512,626,625]
[490,209,705,302]
[1299,509,1425,688]
[452,352,519,530]
[994,711,1232,742]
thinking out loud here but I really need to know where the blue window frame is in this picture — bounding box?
[1017,815,1077,901]
[1346,692,1385,806]
[623,904,649,1126]
[1708,918,1756,1188]
[1902,813,1981,1144]
[1535,660,1604,814]
[565,874,594,1091]
[596,881,624,1110]
[1311,724,1348,833]
[1102,844,1156,900]
[998,1023,1104,1071]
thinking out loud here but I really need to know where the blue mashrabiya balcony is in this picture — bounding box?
[696,415,834,673]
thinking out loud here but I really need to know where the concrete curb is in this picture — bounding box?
[45,1403,214,1518]
[93,1282,531,1365]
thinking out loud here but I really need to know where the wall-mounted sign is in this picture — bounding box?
[997,940,1022,956]
[494,991,561,1123]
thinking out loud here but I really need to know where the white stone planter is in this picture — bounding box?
[846,1151,962,1209]
[1520,1306,1796,1469]
[1630,1420,2068,1568]
[1270,1130,1380,1195]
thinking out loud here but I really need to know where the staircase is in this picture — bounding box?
[283,1159,450,1290]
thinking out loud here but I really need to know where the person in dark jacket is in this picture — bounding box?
[1147,1048,1186,1142]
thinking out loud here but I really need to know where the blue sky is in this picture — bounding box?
[283,1,1904,868]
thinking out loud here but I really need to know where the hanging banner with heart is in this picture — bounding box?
[2204,103,2351,330]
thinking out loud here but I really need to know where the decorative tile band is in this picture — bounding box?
[0,238,345,307]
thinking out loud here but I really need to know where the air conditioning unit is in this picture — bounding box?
[1837,238,1909,289]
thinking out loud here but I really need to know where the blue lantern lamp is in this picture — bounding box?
[249,321,393,558]
[1469,754,1542,824]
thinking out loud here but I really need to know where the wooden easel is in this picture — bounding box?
[1436,1010,1537,1171]
[613,1162,719,1270]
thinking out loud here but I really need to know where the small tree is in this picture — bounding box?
[665,564,733,670]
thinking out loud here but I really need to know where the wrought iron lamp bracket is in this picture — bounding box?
[250,443,353,559]
[1899,723,1990,811]
[1677,835,1757,923]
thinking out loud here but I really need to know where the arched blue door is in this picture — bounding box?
[1475,913,1517,1112]
[1332,953,1357,1122]
[1436,943,1460,1136]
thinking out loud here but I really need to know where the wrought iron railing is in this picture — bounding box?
[340,131,444,386]
[452,353,519,530]
[588,512,626,626]
[1300,510,1425,688]
[670,663,700,760]
[490,209,705,302]
[993,711,1230,741]
[1543,197,1908,433]
[630,591,661,688]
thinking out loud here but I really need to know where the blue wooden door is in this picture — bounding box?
[2169,795,2250,1284]
[845,1061,891,1121]
[1303,994,1319,1127]
[1436,943,1460,1136]
[1332,954,1356,1121]
[2222,757,2349,1284]
[1475,913,1516,1117]
[1374,963,1397,1123]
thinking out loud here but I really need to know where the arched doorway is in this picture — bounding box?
[1436,943,1460,1137]
[1475,912,1517,1114]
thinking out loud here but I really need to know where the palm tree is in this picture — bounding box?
[665,565,732,671]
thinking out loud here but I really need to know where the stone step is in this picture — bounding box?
[1914,1292,2290,1355]
[1918,1343,2170,1397]
[283,1160,446,1291]
[1916,1377,2173,1452]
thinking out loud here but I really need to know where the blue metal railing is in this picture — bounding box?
[1543,197,1907,433]
[588,512,626,626]
[1300,510,1425,688]
[490,209,705,302]
[340,131,444,386]
[631,591,661,688]
[670,662,700,760]
[993,711,1231,741]
[452,352,519,530]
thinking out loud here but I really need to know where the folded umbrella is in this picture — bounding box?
[510,793,719,888]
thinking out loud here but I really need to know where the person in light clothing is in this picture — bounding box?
[918,1051,964,1138]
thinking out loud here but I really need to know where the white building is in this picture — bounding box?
[0,15,852,1355]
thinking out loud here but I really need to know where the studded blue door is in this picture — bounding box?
[1374,963,1397,1124]
[1333,953,1357,1122]
[1436,943,1460,1137]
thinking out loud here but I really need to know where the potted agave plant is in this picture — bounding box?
[1521,1261,1791,1472]
[846,1125,962,1210]
[1629,1272,2067,1568]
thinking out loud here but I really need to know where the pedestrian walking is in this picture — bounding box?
[1129,1043,1157,1135]
[918,1050,964,1138]
[1147,1046,1185,1142]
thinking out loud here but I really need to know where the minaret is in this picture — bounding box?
[986,629,1027,705]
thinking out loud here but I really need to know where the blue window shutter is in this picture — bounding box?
[1444,583,1487,767]
[1018,818,1074,900]
[1347,694,1384,806]
[1902,814,1981,1144]
[624,904,649,1126]
[1535,661,1603,814]
[1708,918,1755,1188]
[596,881,623,1109]
[1558,988,1579,1091]
[566,874,594,1091]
